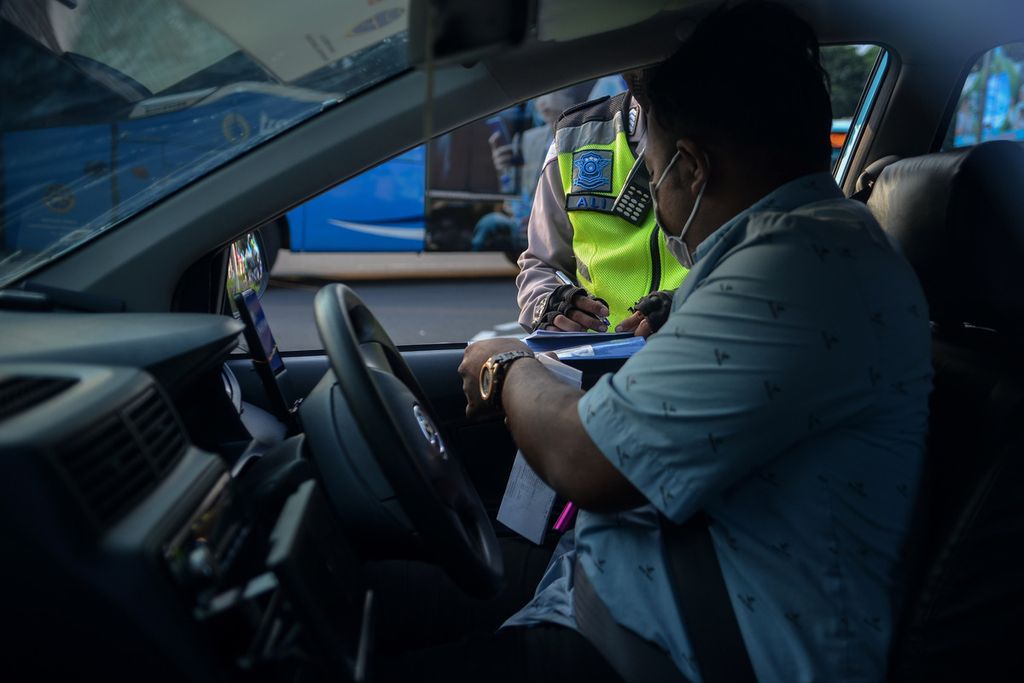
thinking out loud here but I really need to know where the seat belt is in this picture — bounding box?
[573,562,691,683]
[573,512,757,683]
[661,512,758,682]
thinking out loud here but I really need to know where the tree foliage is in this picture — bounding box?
[822,46,880,119]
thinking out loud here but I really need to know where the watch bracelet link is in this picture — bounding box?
[482,350,534,410]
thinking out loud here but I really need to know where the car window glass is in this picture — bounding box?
[0,0,410,288]
[260,50,885,352]
[261,78,623,351]
[943,43,1024,149]
[5,0,237,95]
[821,44,885,176]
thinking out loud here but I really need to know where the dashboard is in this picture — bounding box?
[0,310,367,681]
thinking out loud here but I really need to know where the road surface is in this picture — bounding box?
[262,278,521,350]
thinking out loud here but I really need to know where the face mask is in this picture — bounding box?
[649,150,708,268]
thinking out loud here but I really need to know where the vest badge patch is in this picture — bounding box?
[571,150,613,193]
[565,192,615,214]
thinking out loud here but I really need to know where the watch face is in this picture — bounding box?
[479,362,494,400]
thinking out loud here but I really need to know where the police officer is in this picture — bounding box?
[516,71,688,333]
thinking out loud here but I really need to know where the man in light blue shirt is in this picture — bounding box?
[498,168,932,681]
[447,4,932,682]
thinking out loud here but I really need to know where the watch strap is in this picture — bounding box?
[483,350,533,410]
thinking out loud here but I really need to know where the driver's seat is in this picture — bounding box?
[865,141,1024,681]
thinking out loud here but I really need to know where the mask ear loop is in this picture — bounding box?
[667,153,710,268]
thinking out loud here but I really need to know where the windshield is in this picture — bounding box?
[0,0,409,287]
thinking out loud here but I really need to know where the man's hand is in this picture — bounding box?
[546,293,609,332]
[458,338,533,418]
[616,290,674,338]
[488,132,517,172]
[615,311,654,338]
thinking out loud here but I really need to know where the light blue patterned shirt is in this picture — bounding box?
[504,172,933,682]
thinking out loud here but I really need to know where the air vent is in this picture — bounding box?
[55,388,187,529]
[0,376,78,422]
[125,389,187,472]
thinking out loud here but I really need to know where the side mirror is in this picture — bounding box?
[225,231,270,306]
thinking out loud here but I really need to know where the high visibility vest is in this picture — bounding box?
[554,93,688,327]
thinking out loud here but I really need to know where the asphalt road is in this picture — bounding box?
[262,278,522,351]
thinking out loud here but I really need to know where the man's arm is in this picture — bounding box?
[465,221,904,524]
[458,338,643,511]
[516,154,609,332]
[503,359,645,511]
[515,155,575,330]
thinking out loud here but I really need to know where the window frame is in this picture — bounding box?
[832,46,891,187]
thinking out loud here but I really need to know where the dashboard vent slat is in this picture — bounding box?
[0,376,77,422]
[54,387,187,530]
[59,421,134,477]
[75,441,152,495]
[126,389,186,474]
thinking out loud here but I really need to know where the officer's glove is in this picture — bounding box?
[629,290,675,334]
[531,284,609,331]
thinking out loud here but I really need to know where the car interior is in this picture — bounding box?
[1,0,1023,680]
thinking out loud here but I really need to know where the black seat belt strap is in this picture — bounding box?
[661,512,758,682]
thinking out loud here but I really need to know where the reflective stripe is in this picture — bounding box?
[555,117,626,155]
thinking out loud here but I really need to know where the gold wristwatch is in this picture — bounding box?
[479,350,534,410]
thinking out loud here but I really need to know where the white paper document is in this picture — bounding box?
[496,355,582,544]
[496,452,558,544]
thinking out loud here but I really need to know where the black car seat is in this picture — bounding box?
[865,141,1024,682]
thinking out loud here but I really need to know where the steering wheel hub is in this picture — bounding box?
[413,404,447,460]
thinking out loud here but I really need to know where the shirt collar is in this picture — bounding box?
[693,171,842,263]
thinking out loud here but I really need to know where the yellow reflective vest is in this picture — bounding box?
[554,93,688,327]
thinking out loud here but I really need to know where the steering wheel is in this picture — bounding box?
[312,283,503,598]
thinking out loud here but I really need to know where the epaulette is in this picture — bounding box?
[555,92,630,131]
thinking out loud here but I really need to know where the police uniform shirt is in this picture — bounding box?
[514,95,645,330]
[505,172,933,682]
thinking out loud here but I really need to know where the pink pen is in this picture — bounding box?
[552,501,577,532]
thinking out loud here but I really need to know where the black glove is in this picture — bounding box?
[630,290,674,334]
[531,284,608,330]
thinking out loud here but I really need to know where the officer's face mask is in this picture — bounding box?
[650,150,708,269]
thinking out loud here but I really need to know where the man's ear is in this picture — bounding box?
[676,138,709,194]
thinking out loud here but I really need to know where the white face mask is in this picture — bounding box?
[649,150,708,268]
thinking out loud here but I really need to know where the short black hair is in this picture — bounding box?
[648,2,832,170]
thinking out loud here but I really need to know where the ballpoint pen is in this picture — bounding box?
[554,270,610,328]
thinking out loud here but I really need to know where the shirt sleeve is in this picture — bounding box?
[577,220,878,522]
[515,145,576,330]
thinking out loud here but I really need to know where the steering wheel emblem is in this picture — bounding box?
[413,404,447,459]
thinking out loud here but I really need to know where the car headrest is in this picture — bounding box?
[855,154,901,196]
[867,141,1024,334]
